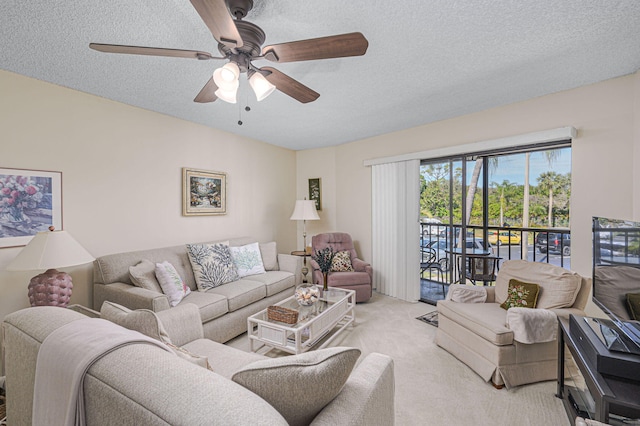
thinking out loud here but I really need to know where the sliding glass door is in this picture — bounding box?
[419,156,488,301]
[420,144,572,305]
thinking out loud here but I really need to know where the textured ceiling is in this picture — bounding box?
[3,1,640,150]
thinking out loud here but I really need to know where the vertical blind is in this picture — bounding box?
[371,159,420,302]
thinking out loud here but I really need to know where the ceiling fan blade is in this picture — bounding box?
[261,67,319,103]
[190,0,243,49]
[194,77,218,103]
[89,43,220,60]
[262,32,368,63]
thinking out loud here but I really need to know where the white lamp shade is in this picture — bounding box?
[213,62,240,91]
[249,72,276,101]
[290,200,320,221]
[215,87,238,104]
[6,230,95,271]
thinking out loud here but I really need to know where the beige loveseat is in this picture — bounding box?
[93,237,302,343]
[436,260,590,388]
[2,304,395,426]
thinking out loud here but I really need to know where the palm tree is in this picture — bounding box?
[491,180,518,226]
[464,150,560,257]
[461,158,499,247]
[537,171,561,227]
[464,159,483,229]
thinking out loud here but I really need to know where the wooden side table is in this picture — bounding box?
[291,251,310,283]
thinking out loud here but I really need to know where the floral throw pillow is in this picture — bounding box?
[330,251,354,272]
[186,243,239,291]
[154,261,191,307]
[500,279,540,310]
[229,242,266,278]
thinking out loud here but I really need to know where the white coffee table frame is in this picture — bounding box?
[247,287,356,355]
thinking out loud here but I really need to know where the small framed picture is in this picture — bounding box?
[0,167,63,248]
[183,168,227,216]
[308,178,322,211]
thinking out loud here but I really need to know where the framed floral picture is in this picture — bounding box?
[183,168,227,216]
[308,178,321,211]
[0,167,63,248]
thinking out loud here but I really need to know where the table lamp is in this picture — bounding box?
[290,199,320,280]
[6,226,95,307]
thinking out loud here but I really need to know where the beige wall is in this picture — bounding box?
[297,71,640,317]
[293,147,337,250]
[0,71,298,353]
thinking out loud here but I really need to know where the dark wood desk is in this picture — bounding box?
[556,316,640,424]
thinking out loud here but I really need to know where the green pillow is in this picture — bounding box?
[500,279,540,310]
[626,293,640,320]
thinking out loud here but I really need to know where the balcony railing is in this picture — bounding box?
[420,223,571,288]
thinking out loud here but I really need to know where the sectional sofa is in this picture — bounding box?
[2,304,395,425]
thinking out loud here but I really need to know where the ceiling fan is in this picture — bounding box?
[89,0,369,105]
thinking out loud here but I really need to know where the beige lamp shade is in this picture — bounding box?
[289,200,320,221]
[7,230,94,271]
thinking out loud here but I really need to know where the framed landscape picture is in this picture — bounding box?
[183,168,227,216]
[0,167,62,248]
[309,178,322,211]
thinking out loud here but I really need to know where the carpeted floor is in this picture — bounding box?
[228,292,571,426]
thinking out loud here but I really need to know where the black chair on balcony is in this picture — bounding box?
[420,247,450,294]
[464,255,502,285]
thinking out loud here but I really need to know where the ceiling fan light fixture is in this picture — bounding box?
[214,87,238,104]
[249,72,276,101]
[213,62,240,91]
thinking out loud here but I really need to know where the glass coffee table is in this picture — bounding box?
[247,287,355,354]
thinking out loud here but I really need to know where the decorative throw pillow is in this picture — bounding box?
[129,259,163,293]
[447,284,487,303]
[259,241,279,271]
[626,293,640,320]
[232,347,361,426]
[500,279,540,310]
[330,251,354,272]
[155,261,191,306]
[100,301,172,343]
[229,242,266,278]
[186,243,239,291]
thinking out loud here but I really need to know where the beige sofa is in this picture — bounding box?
[93,237,302,343]
[436,260,590,388]
[2,304,395,426]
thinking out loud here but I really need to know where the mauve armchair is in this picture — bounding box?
[310,233,373,302]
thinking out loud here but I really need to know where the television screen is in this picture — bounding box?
[592,217,640,354]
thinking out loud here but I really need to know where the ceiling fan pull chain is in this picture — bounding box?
[245,79,251,113]
[238,77,252,125]
[237,78,244,125]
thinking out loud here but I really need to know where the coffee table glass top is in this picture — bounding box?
[259,287,350,328]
